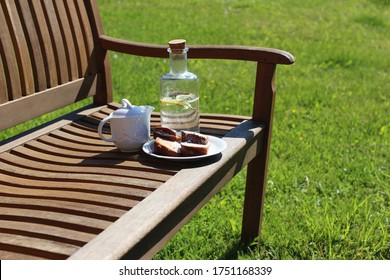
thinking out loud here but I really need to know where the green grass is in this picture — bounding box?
[2,0,389,259]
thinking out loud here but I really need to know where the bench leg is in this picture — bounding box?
[241,150,268,244]
[241,62,276,244]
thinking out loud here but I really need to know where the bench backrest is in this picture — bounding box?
[0,0,111,131]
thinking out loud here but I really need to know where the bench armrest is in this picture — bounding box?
[99,35,294,65]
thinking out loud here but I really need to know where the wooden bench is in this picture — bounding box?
[0,0,294,259]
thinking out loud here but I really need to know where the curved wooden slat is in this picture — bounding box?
[0,238,71,260]
[0,54,8,103]
[64,0,88,77]
[53,0,79,80]
[90,111,112,122]
[49,129,113,146]
[16,0,47,91]
[29,0,57,87]
[0,191,133,216]
[9,144,178,173]
[41,0,68,84]
[0,195,126,221]
[0,184,139,211]
[0,249,45,260]
[60,124,104,140]
[1,151,157,195]
[0,220,90,246]
[0,144,172,182]
[2,177,155,204]
[0,233,78,259]
[3,0,35,95]
[12,137,179,171]
[71,119,106,133]
[39,135,116,152]
[0,4,21,100]
[0,207,108,234]
[75,0,96,75]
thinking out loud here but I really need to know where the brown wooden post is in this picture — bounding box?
[85,0,113,105]
[241,62,276,243]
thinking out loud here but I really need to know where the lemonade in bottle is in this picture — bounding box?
[160,39,199,132]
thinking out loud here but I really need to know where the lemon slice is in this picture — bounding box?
[161,95,195,109]
[161,99,184,106]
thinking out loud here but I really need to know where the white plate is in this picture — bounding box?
[142,135,227,161]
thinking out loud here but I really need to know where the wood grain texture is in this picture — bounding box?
[75,0,96,75]
[53,0,79,80]
[64,0,88,77]
[29,0,58,88]
[0,3,22,100]
[3,0,35,95]
[0,54,7,103]
[16,0,47,92]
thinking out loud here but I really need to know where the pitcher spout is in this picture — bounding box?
[145,106,155,114]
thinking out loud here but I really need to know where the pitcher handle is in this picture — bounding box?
[98,115,115,142]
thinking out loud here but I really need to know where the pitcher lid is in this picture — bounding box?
[111,99,145,118]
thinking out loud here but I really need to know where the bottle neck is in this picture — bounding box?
[169,48,188,75]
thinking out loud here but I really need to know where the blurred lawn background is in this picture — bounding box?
[2,0,389,259]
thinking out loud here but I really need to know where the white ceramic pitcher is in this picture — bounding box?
[98,99,154,152]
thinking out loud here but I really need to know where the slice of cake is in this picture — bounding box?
[153,137,181,157]
[181,130,208,145]
[180,142,210,156]
[153,126,182,142]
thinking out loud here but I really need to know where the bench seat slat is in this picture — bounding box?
[48,129,113,146]
[0,169,155,199]
[0,208,109,233]
[0,233,78,259]
[10,143,179,173]
[8,143,177,173]
[0,220,91,247]
[38,135,116,152]
[0,249,46,260]
[65,122,106,137]
[0,183,139,211]
[0,152,171,183]
[0,196,126,221]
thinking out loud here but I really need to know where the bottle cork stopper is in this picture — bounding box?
[169,39,186,53]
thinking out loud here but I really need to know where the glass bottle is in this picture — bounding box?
[160,39,199,132]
